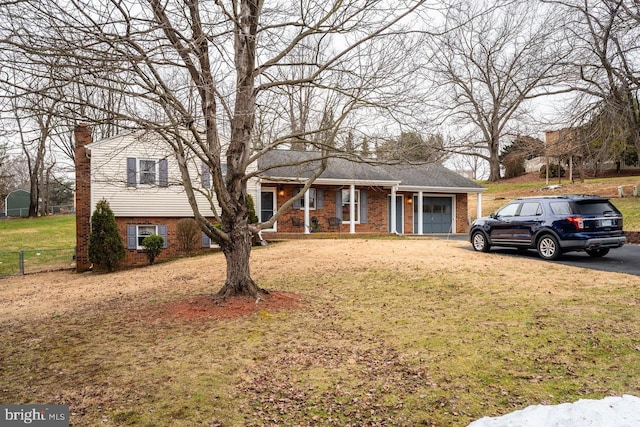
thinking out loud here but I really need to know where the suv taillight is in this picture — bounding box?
[567,216,584,230]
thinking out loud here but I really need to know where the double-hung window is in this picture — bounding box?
[126,157,168,187]
[293,187,323,210]
[137,225,158,248]
[126,224,168,250]
[341,189,360,223]
[299,188,316,210]
[139,159,157,185]
[201,162,227,189]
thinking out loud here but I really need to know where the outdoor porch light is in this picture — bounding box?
[278,185,285,197]
[407,197,413,204]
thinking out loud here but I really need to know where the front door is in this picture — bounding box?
[260,189,276,230]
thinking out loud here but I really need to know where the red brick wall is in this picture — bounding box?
[403,195,414,233]
[115,217,217,268]
[271,185,470,234]
[455,194,469,233]
[273,185,390,233]
[74,124,92,272]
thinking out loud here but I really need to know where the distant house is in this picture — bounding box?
[74,124,486,270]
[5,189,30,217]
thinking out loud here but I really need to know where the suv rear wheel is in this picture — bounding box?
[537,234,561,260]
[471,230,490,252]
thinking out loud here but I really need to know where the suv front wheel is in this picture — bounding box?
[471,230,491,252]
[537,234,561,260]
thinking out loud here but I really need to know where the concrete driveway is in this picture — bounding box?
[454,234,640,276]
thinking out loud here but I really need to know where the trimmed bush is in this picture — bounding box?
[88,199,125,272]
[176,218,200,255]
[142,234,164,265]
[503,153,526,178]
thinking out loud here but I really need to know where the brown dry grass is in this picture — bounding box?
[2,239,640,426]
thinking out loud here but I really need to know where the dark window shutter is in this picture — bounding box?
[201,232,211,248]
[293,188,301,209]
[158,225,168,248]
[360,190,368,224]
[158,159,168,187]
[126,225,137,249]
[317,189,324,208]
[335,190,342,218]
[126,158,137,187]
[202,162,211,189]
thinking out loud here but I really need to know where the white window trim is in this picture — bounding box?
[342,188,360,224]
[138,159,158,186]
[298,187,317,210]
[137,225,158,249]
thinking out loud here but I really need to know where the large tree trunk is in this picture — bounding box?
[211,0,262,299]
[28,174,39,217]
[216,220,266,299]
[488,140,502,182]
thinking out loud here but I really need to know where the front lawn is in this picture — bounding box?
[1,239,639,426]
[0,214,75,251]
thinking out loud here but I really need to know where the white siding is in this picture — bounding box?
[88,131,258,217]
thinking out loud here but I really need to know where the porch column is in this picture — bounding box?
[303,189,310,234]
[417,191,424,235]
[390,185,397,234]
[349,184,356,234]
[477,192,482,220]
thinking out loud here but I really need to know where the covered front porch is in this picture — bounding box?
[256,182,485,236]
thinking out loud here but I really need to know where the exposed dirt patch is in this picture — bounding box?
[154,290,303,321]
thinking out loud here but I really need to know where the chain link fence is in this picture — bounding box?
[0,248,76,277]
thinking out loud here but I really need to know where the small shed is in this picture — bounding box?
[5,189,30,217]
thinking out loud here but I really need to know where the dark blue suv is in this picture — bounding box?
[470,195,626,260]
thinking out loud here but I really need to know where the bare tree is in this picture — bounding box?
[450,151,489,180]
[1,0,429,297]
[421,0,571,181]
[549,0,640,162]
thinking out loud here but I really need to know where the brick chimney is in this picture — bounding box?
[75,124,92,272]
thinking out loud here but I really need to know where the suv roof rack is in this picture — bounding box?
[514,194,607,201]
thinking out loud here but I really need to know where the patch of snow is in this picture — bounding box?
[468,395,640,427]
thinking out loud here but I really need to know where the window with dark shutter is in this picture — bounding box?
[158,159,168,187]
[126,158,137,187]
[202,162,211,189]
[139,160,157,185]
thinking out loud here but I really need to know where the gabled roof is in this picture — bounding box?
[258,150,485,193]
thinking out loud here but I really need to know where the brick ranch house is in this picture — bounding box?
[74,125,486,270]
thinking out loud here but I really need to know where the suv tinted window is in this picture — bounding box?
[550,201,574,215]
[576,201,618,215]
[497,203,519,217]
[519,202,542,216]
